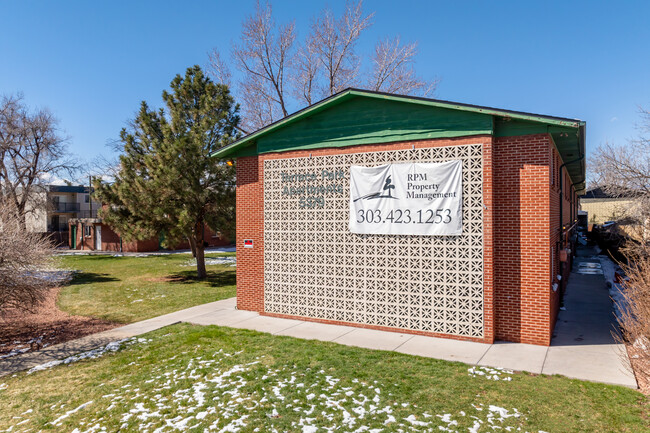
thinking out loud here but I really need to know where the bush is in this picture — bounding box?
[0,202,58,314]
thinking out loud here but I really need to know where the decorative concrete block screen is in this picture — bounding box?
[263,144,484,338]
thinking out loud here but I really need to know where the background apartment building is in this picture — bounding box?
[26,184,101,246]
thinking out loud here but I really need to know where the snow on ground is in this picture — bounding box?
[27,337,151,374]
[29,269,75,284]
[598,255,617,286]
[182,257,236,267]
[7,347,548,432]
[0,347,31,359]
[596,255,629,321]
[467,366,513,381]
[123,288,167,302]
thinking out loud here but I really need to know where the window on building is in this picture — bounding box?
[85,194,90,203]
[84,225,92,237]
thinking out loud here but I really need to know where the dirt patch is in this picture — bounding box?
[0,287,118,359]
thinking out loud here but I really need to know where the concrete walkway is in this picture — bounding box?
[1,265,637,388]
[0,298,237,376]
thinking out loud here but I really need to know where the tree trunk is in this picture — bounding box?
[196,242,207,279]
[194,221,207,279]
[188,235,197,258]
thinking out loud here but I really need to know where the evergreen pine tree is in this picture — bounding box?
[95,66,239,278]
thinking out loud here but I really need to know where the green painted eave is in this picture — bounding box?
[493,117,586,193]
[211,88,583,159]
[211,88,585,193]
[255,96,492,154]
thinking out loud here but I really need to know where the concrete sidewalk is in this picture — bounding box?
[1,267,637,388]
[0,298,237,376]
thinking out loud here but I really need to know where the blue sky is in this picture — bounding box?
[1,1,648,171]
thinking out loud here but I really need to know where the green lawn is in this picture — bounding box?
[56,252,236,323]
[0,324,647,432]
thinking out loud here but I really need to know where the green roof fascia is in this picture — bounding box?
[211,88,584,159]
[494,116,585,192]
[548,123,587,195]
[211,91,356,159]
[255,96,492,154]
[350,90,582,129]
[260,130,487,154]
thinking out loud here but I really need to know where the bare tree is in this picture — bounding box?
[208,0,438,132]
[591,108,650,248]
[591,108,650,197]
[369,37,438,97]
[229,1,295,131]
[591,107,650,383]
[0,94,76,229]
[310,0,373,97]
[292,36,320,106]
[206,48,233,88]
[0,201,59,314]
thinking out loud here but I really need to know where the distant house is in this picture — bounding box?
[579,187,639,225]
[25,184,101,246]
[68,214,230,252]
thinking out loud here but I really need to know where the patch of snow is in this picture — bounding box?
[0,347,31,359]
[50,401,93,426]
[404,414,429,426]
[27,337,148,374]
[182,257,236,267]
[8,348,544,433]
[468,366,513,381]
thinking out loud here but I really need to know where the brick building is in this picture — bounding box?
[214,89,585,346]
[68,216,229,252]
[24,184,102,246]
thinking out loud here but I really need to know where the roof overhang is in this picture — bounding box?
[213,88,586,193]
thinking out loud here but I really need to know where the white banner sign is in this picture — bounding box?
[349,160,463,236]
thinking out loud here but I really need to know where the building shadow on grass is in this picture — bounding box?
[165,269,236,288]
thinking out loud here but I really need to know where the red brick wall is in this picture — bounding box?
[236,134,573,345]
[100,224,121,251]
[69,221,229,252]
[235,136,496,343]
[548,142,579,331]
[100,225,160,252]
[236,156,265,312]
[173,226,231,250]
[68,221,97,250]
[493,134,554,345]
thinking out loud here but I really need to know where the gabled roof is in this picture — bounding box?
[213,88,586,192]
